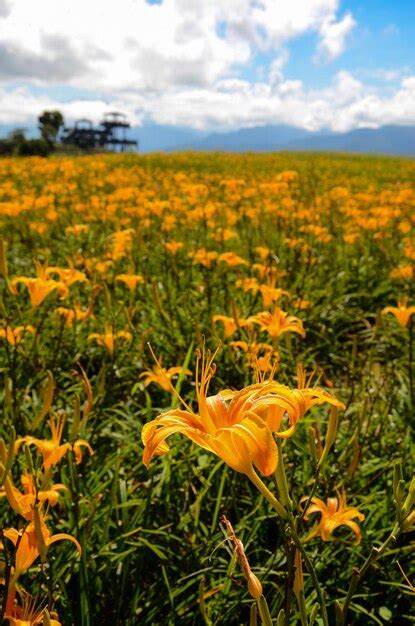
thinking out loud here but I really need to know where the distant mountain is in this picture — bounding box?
[1,120,413,156]
[130,124,207,152]
[283,125,415,156]
[171,123,415,156]
[185,124,314,152]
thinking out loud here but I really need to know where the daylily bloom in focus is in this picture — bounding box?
[0,325,35,346]
[301,492,365,543]
[382,297,415,327]
[1,472,67,520]
[142,350,344,477]
[140,364,192,392]
[88,326,132,353]
[16,415,93,470]
[249,307,305,340]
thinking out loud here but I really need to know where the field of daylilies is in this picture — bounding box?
[0,151,414,626]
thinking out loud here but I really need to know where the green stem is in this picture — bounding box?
[340,523,400,625]
[247,468,288,520]
[256,595,273,626]
[289,526,329,626]
[409,318,414,408]
[247,468,329,626]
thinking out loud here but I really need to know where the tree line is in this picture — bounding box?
[0,110,64,156]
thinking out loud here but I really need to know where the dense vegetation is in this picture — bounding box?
[0,152,414,625]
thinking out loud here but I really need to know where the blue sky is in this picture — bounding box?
[0,0,414,131]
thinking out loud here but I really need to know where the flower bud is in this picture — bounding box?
[248,573,263,599]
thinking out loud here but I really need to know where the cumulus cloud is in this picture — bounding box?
[0,0,352,92]
[0,0,412,132]
[2,71,415,134]
[316,12,356,62]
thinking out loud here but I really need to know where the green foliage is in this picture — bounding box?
[0,152,413,625]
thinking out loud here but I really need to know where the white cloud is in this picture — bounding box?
[2,71,415,134]
[316,12,356,62]
[0,0,353,93]
[0,0,412,133]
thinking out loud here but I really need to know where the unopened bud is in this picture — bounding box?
[0,238,8,280]
[248,573,263,599]
[308,426,318,466]
[293,549,303,600]
[318,406,338,469]
[401,476,415,518]
[402,510,415,532]
[309,603,320,626]
[34,505,48,561]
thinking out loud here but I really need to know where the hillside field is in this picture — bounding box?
[0,152,414,625]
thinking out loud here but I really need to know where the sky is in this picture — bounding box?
[0,0,414,132]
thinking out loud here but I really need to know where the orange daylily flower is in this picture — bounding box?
[189,248,218,268]
[142,350,344,477]
[1,472,67,521]
[382,297,415,327]
[213,314,251,339]
[9,262,68,308]
[88,326,132,354]
[16,415,93,471]
[116,273,145,290]
[249,307,305,339]
[4,516,81,577]
[46,266,88,287]
[0,325,35,346]
[55,305,92,327]
[217,252,248,267]
[301,493,365,543]
[164,241,184,255]
[65,223,89,237]
[140,364,192,392]
[255,246,271,262]
[4,590,59,626]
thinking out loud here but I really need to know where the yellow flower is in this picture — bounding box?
[55,305,92,327]
[189,248,218,268]
[4,515,81,577]
[142,350,344,476]
[1,472,67,521]
[140,364,192,392]
[88,326,132,353]
[213,314,251,339]
[46,266,88,286]
[10,261,68,308]
[249,307,305,339]
[16,415,93,471]
[301,493,365,543]
[382,297,415,327]
[116,273,145,290]
[4,590,54,625]
[164,241,184,255]
[217,252,248,267]
[65,223,89,236]
[0,325,35,346]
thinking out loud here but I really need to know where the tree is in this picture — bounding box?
[38,110,64,146]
